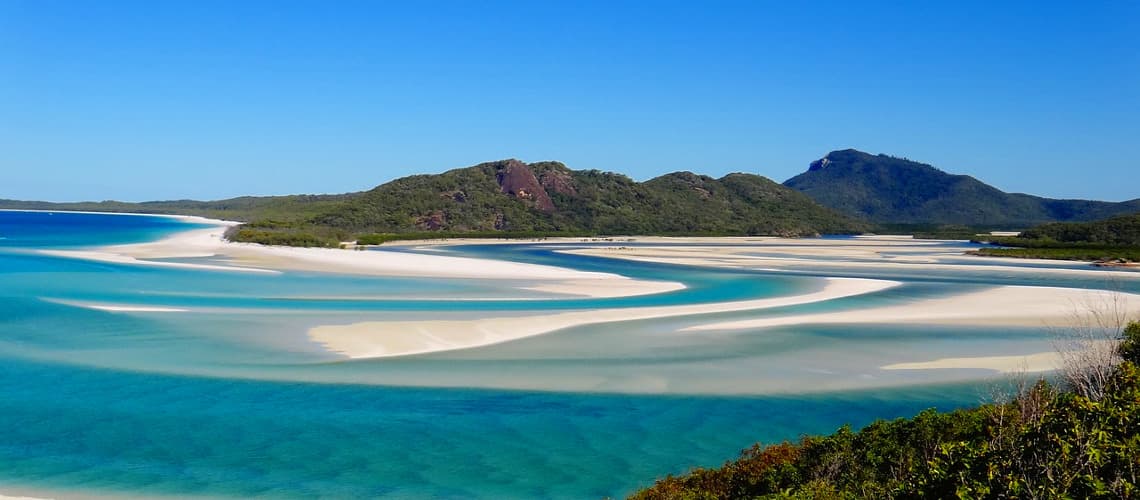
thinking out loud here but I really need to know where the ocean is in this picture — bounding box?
[0,211,1118,498]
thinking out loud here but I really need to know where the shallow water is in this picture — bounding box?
[0,211,1124,498]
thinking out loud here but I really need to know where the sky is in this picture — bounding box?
[1,1,1137,202]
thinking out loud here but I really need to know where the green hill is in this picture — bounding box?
[308,159,866,243]
[783,149,1140,227]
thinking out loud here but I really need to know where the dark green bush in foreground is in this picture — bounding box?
[633,323,1140,499]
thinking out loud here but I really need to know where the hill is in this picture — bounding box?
[783,149,1140,227]
[1,159,868,246]
[303,159,867,244]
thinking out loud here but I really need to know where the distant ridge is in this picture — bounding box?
[783,149,1140,227]
[5,151,1136,243]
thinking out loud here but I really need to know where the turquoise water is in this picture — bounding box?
[0,211,1123,498]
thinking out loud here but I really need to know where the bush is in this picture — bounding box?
[633,322,1140,499]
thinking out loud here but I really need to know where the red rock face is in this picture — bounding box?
[539,169,577,197]
[495,160,556,212]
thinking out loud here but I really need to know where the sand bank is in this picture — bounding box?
[881,352,1061,373]
[560,239,1140,280]
[38,217,683,299]
[686,285,1140,331]
[309,277,901,359]
[41,298,190,313]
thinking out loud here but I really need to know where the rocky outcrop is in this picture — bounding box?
[536,164,578,197]
[414,210,447,230]
[808,156,832,172]
[494,160,556,213]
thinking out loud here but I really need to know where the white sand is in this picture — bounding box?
[36,216,684,299]
[308,277,901,359]
[40,299,190,313]
[882,352,1061,373]
[561,238,1140,280]
[685,286,1140,331]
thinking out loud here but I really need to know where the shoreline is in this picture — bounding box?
[31,212,685,299]
[0,208,229,226]
[17,210,1133,373]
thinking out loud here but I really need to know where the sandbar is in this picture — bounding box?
[308,277,901,359]
[560,238,1140,280]
[684,285,1140,331]
[882,352,1061,373]
[34,216,685,299]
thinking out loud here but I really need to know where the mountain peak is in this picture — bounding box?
[785,151,1138,226]
[808,149,873,172]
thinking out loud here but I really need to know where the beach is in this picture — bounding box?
[37,216,685,299]
[32,218,1140,372]
[558,237,1140,280]
[308,277,901,358]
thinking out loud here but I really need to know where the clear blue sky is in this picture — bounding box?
[1,0,1137,202]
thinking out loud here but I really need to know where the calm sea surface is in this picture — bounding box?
[0,211,1124,498]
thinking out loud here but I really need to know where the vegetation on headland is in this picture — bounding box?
[971,213,1140,264]
[0,194,353,224]
[783,149,1140,226]
[632,322,1140,499]
[974,247,1140,263]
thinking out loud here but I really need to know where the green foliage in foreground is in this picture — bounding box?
[632,323,1140,500]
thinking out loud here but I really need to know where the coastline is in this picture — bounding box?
[0,208,225,226]
[19,211,1134,373]
[31,212,685,299]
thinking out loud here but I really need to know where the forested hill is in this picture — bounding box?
[1,159,868,245]
[311,159,866,240]
[783,149,1140,227]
